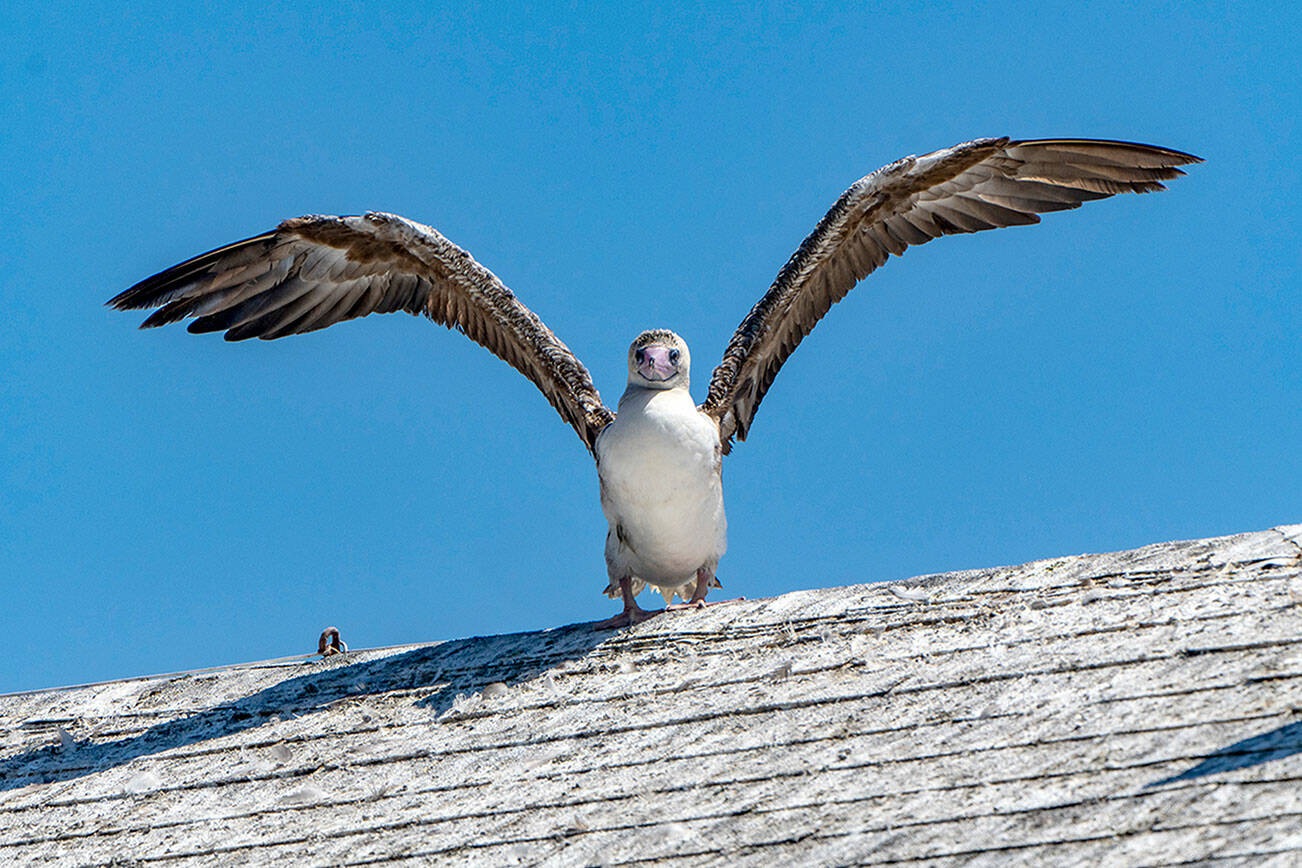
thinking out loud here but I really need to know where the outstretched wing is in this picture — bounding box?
[700,137,1201,451]
[109,211,615,453]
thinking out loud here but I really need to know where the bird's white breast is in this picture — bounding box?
[595,387,726,588]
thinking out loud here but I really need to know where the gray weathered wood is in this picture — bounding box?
[2,525,1299,866]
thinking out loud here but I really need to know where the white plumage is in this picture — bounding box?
[597,382,726,604]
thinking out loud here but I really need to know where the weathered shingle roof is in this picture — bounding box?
[2,525,1300,866]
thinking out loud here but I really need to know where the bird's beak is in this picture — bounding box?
[638,346,675,381]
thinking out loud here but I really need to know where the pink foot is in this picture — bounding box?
[592,605,663,630]
[663,567,743,613]
[593,576,664,630]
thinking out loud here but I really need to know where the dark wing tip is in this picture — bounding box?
[1000,138,1201,198]
[107,276,161,311]
[138,307,179,329]
[107,230,281,313]
[1009,137,1203,165]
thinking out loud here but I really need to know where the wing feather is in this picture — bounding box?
[700,137,1200,451]
[110,212,615,453]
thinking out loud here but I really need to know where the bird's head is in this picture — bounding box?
[627,329,689,390]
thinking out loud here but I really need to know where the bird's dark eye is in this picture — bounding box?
[669,349,680,363]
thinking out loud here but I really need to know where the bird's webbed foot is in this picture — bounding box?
[593,576,663,630]
[592,604,661,630]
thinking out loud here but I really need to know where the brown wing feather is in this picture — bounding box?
[700,137,1201,452]
[109,212,615,453]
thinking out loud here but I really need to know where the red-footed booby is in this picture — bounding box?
[109,137,1200,628]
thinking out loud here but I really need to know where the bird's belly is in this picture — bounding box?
[608,463,723,580]
[597,410,726,586]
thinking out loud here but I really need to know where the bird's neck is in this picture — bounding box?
[617,383,694,415]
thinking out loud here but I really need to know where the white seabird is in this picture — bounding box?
[109,137,1200,628]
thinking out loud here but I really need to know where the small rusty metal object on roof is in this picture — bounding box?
[317,627,348,657]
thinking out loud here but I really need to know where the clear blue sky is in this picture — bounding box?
[2,1,1297,692]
